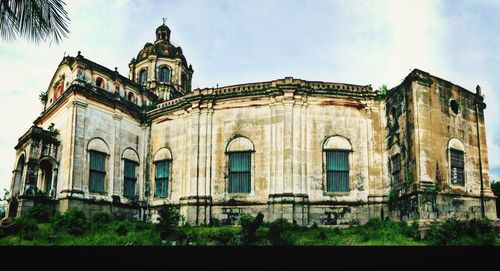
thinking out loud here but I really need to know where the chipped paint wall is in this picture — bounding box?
[7,60,496,225]
[384,70,496,221]
[147,78,386,225]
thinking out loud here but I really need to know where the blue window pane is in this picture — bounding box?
[139,70,147,84]
[326,150,349,192]
[154,160,170,197]
[159,67,170,83]
[124,159,137,197]
[89,151,106,193]
[229,152,251,193]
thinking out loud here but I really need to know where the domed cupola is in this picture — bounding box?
[129,21,194,101]
[155,23,171,42]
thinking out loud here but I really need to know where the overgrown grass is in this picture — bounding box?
[1,207,498,246]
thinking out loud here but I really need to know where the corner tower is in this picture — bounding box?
[129,22,194,101]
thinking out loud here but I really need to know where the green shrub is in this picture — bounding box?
[111,212,127,221]
[157,204,181,240]
[426,218,496,246]
[317,230,327,240]
[14,216,38,240]
[115,222,129,236]
[404,220,420,240]
[354,218,418,242]
[206,228,237,245]
[239,212,264,245]
[90,212,112,231]
[25,204,55,223]
[268,218,294,245]
[134,220,154,231]
[209,218,221,227]
[52,208,88,236]
[311,222,318,229]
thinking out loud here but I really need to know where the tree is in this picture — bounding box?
[0,0,70,44]
[378,84,388,96]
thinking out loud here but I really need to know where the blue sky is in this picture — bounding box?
[1,0,499,196]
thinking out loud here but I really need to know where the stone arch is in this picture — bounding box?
[128,92,135,103]
[87,137,110,155]
[448,138,465,152]
[38,157,57,197]
[323,135,352,151]
[12,153,26,197]
[96,77,104,88]
[122,148,140,163]
[226,136,255,153]
[154,147,172,161]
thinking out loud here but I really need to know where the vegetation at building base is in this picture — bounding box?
[491,181,500,218]
[0,205,498,246]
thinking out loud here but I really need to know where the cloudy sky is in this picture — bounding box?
[1,0,499,195]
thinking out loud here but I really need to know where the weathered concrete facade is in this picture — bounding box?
[4,24,496,225]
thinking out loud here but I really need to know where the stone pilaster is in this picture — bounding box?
[112,111,122,197]
[67,97,87,197]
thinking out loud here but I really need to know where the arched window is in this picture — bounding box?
[226,137,254,193]
[139,69,147,85]
[448,138,465,186]
[128,92,135,103]
[122,148,139,198]
[39,159,55,197]
[153,148,172,198]
[87,138,110,193]
[181,73,188,90]
[159,66,170,83]
[390,145,401,186]
[324,136,352,192]
[12,154,25,197]
[96,77,104,88]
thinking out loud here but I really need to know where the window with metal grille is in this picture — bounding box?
[228,152,251,193]
[154,160,170,197]
[391,154,401,185]
[159,67,170,83]
[123,159,137,198]
[326,150,349,192]
[89,150,106,193]
[450,149,464,185]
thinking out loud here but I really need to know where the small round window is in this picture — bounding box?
[450,100,460,114]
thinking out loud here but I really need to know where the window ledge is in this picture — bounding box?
[323,191,350,196]
[89,191,107,196]
[227,193,253,198]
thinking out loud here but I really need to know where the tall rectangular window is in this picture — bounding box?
[154,160,170,197]
[450,149,464,186]
[326,150,349,192]
[123,159,137,198]
[228,152,251,193]
[159,67,170,83]
[391,154,401,185]
[89,151,106,193]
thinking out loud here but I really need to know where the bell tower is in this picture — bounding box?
[129,21,194,101]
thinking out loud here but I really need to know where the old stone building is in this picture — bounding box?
[3,23,497,226]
